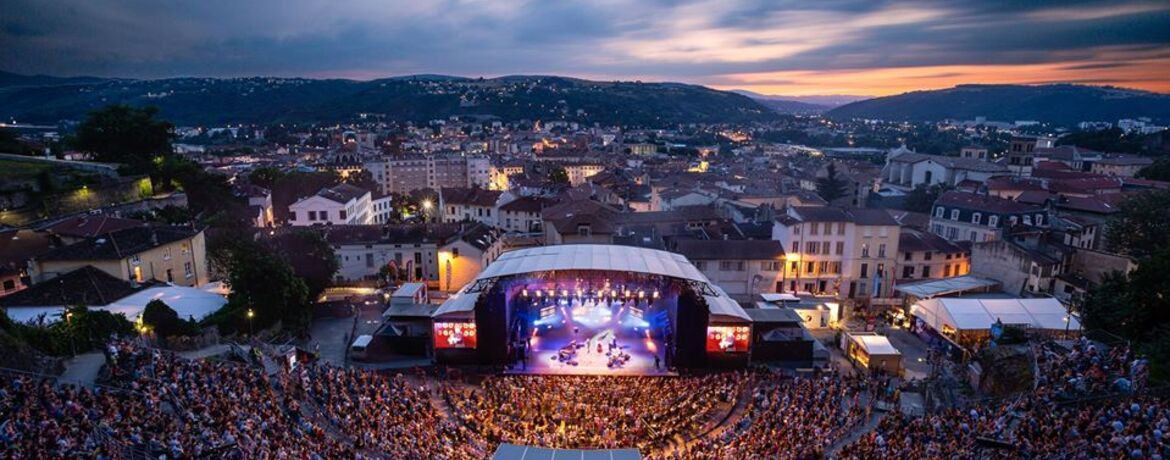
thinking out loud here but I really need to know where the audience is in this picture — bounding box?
[2,338,1165,459]
[444,372,747,452]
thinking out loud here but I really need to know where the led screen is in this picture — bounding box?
[706,326,750,353]
[434,322,478,349]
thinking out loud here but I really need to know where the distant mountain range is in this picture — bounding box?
[0,71,777,126]
[731,90,869,114]
[827,84,1170,126]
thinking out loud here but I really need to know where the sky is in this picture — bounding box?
[2,0,1168,96]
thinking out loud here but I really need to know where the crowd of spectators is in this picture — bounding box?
[839,340,1167,459]
[839,392,1169,459]
[1035,339,1147,398]
[4,337,1167,459]
[443,372,747,452]
[287,364,484,459]
[660,372,873,460]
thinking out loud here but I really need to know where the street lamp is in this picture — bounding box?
[421,199,434,222]
[65,311,77,356]
[247,309,255,335]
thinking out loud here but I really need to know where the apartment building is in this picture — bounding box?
[439,187,502,227]
[311,223,503,293]
[897,228,970,281]
[929,191,1047,243]
[674,239,786,302]
[288,183,373,226]
[771,207,901,300]
[30,225,209,288]
[563,163,605,186]
[365,154,490,195]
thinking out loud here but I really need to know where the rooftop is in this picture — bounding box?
[37,225,202,261]
[935,191,1045,214]
[317,183,371,204]
[674,239,784,260]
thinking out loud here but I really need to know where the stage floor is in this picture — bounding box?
[514,300,671,376]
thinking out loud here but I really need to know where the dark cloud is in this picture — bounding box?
[0,0,1166,88]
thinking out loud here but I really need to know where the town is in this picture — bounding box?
[2,1,1170,458]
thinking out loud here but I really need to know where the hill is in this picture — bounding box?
[732,90,869,112]
[826,84,1170,126]
[0,72,777,126]
[0,70,110,88]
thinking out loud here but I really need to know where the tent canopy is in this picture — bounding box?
[434,244,749,321]
[3,285,227,324]
[852,334,900,356]
[911,297,1080,332]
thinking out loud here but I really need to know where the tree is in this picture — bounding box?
[141,299,199,337]
[73,105,175,176]
[549,166,569,185]
[267,229,339,299]
[1105,189,1170,259]
[816,162,848,202]
[1082,248,1170,378]
[343,169,380,193]
[214,238,312,334]
[903,183,949,213]
[1056,128,1147,154]
[249,167,285,189]
[1136,157,1170,182]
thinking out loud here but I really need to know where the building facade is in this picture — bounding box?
[31,226,209,288]
[930,191,1047,243]
[366,154,491,195]
[288,183,373,226]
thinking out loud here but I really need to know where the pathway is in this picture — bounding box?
[58,352,105,387]
[826,411,887,457]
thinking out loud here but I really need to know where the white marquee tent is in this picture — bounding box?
[3,285,228,324]
[910,297,1080,333]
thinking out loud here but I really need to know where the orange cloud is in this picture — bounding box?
[709,57,1170,96]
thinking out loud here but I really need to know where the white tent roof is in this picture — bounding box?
[3,285,227,324]
[434,244,748,321]
[852,334,900,356]
[393,283,426,298]
[893,275,1000,299]
[477,244,707,282]
[911,297,1080,332]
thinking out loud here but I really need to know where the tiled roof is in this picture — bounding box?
[441,187,501,207]
[318,183,371,204]
[899,228,966,254]
[44,216,145,239]
[935,191,1045,214]
[313,223,462,245]
[888,152,1008,172]
[37,226,201,261]
[674,239,785,260]
[0,266,145,308]
[499,196,554,214]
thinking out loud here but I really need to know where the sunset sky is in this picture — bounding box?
[2,0,1168,96]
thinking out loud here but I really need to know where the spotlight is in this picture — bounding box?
[652,290,660,299]
[522,288,529,297]
[638,290,645,299]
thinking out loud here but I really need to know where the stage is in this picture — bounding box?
[513,298,673,376]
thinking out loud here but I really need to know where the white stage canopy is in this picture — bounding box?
[4,285,228,324]
[911,297,1080,333]
[435,244,749,321]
